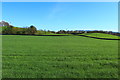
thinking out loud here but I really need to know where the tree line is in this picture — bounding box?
[2,25,37,35]
[0,21,120,36]
[1,21,37,35]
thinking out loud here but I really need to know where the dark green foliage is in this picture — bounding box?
[2,25,37,35]
[27,25,37,35]
[2,26,13,34]
[1,21,120,36]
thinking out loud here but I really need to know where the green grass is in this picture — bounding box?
[2,35,118,78]
[39,33,73,35]
[79,33,120,39]
[0,27,2,34]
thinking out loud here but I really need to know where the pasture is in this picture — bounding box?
[2,35,118,78]
[79,33,119,39]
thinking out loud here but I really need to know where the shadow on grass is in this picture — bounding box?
[2,34,120,40]
[78,35,120,40]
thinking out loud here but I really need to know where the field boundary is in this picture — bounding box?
[35,35,70,36]
[78,35,120,40]
[1,34,70,36]
[2,34,120,40]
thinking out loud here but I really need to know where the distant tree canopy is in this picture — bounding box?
[27,25,37,35]
[0,21,37,35]
[0,21,119,36]
[2,26,37,35]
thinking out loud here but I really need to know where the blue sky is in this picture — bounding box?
[2,0,119,2]
[2,2,118,31]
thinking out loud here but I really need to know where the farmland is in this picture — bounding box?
[79,33,119,39]
[2,35,118,78]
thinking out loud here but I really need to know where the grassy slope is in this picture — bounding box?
[2,35,118,78]
[79,33,119,39]
[39,33,73,35]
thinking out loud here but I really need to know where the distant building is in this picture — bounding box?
[0,21,10,27]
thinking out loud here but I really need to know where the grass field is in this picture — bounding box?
[37,33,73,36]
[2,35,118,78]
[79,33,120,39]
